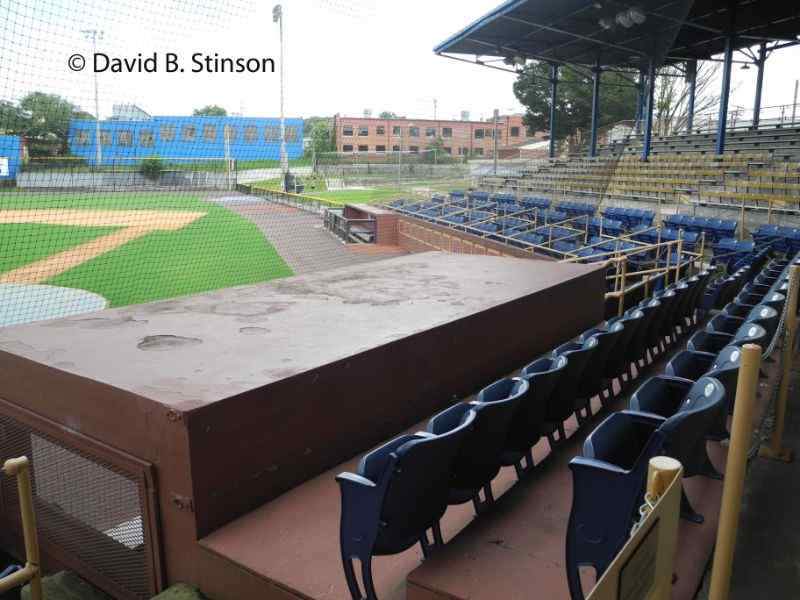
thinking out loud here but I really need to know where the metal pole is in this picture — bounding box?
[793,80,799,125]
[589,64,601,158]
[82,30,103,167]
[493,108,499,175]
[709,343,762,600]
[760,264,799,462]
[642,59,656,161]
[752,43,766,129]
[274,5,288,184]
[686,60,697,133]
[635,68,646,134]
[716,35,734,155]
[549,63,559,159]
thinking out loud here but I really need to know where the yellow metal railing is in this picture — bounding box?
[0,457,42,600]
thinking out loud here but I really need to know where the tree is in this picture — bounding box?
[193,105,227,116]
[18,92,81,154]
[513,62,638,153]
[653,63,720,136]
[378,111,399,119]
[0,101,28,134]
[306,118,335,156]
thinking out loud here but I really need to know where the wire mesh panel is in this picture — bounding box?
[0,407,160,599]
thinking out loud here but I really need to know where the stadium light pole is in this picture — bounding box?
[82,29,103,167]
[273,5,289,188]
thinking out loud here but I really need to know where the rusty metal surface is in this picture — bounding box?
[0,252,601,410]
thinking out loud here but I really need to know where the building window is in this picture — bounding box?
[376,126,385,135]
[375,145,386,152]
[182,124,196,142]
[74,130,90,146]
[473,147,484,156]
[285,126,298,142]
[343,144,354,152]
[409,127,419,137]
[443,146,451,154]
[160,125,175,142]
[392,145,400,152]
[442,127,453,138]
[474,129,484,139]
[458,147,466,155]
[342,124,354,136]
[244,125,258,143]
[99,130,112,146]
[410,145,419,153]
[358,126,369,137]
[139,129,155,147]
[224,125,237,143]
[117,130,133,146]
[358,145,368,152]
[392,126,401,136]
[203,124,216,142]
[425,127,436,137]
[265,126,280,142]
[510,126,520,137]
[527,127,535,137]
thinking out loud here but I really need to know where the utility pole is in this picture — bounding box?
[273,5,289,188]
[493,108,499,175]
[82,29,103,167]
[793,79,799,125]
[433,98,437,120]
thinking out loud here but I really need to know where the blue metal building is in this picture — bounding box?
[0,135,22,180]
[68,116,304,166]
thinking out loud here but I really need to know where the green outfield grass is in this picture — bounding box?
[0,192,292,307]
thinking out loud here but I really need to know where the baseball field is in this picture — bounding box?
[0,192,293,308]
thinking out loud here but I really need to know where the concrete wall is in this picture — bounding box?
[16,170,231,189]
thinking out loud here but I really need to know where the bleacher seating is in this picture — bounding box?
[335,249,795,600]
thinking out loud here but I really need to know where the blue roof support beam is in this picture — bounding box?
[716,35,734,155]
[589,64,601,158]
[752,42,767,130]
[634,68,646,135]
[641,59,656,162]
[686,60,697,133]
[549,63,559,159]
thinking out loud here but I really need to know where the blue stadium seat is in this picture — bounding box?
[688,323,767,354]
[502,356,568,477]
[629,376,726,522]
[565,410,665,600]
[427,378,528,512]
[544,337,598,444]
[574,322,626,423]
[336,411,476,600]
[520,196,550,210]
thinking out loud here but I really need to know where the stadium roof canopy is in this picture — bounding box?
[434,1,800,70]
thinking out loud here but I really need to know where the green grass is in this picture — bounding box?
[0,192,292,307]
[311,187,407,205]
[0,223,119,273]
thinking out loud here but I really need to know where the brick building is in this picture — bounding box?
[331,114,544,157]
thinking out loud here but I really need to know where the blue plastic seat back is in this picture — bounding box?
[548,337,598,421]
[565,411,665,600]
[603,310,642,376]
[731,323,767,348]
[656,377,726,477]
[665,349,716,382]
[428,378,528,501]
[507,357,568,452]
[578,322,625,396]
[339,410,476,559]
[706,313,743,335]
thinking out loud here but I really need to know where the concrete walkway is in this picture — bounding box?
[209,193,405,275]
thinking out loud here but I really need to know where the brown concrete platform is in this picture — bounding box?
[0,252,605,595]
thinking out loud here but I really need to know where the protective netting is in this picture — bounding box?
[0,0,474,329]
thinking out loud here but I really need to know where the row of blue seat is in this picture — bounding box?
[565,254,792,600]
[753,224,800,256]
[631,225,701,250]
[663,214,737,242]
[601,207,656,229]
[335,265,721,600]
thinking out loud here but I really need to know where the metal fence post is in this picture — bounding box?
[709,343,762,600]
[0,457,42,600]
[760,264,799,462]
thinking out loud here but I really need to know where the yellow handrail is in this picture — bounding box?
[0,457,42,600]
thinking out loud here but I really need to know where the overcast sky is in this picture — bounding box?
[2,0,799,122]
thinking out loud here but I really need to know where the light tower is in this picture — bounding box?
[81,29,104,167]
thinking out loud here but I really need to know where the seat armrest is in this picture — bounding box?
[336,472,377,489]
